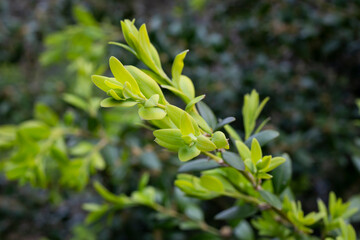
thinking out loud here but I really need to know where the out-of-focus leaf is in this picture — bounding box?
[178,158,222,172]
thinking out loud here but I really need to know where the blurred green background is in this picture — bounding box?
[0,0,359,239]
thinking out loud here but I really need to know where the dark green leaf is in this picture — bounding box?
[272,153,292,194]
[215,117,236,131]
[178,158,222,173]
[197,101,217,129]
[215,204,257,220]
[245,130,279,147]
[259,190,282,209]
[222,151,245,171]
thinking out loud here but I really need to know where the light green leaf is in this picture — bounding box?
[144,94,159,107]
[179,75,195,100]
[200,175,224,193]
[178,145,201,162]
[109,41,138,57]
[180,112,196,136]
[153,129,183,148]
[257,155,271,171]
[185,94,205,111]
[172,50,189,87]
[267,157,286,172]
[196,135,217,152]
[235,140,251,161]
[109,56,141,95]
[138,106,166,120]
[126,66,166,103]
[250,138,262,164]
[100,98,137,108]
[212,131,229,149]
[244,158,256,173]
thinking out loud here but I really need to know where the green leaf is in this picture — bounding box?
[161,85,191,103]
[178,145,201,162]
[92,75,120,92]
[235,140,251,160]
[180,112,196,136]
[196,135,217,152]
[259,190,282,209]
[224,124,242,141]
[234,220,255,240]
[185,94,205,111]
[222,151,245,171]
[178,158,221,173]
[266,157,286,172]
[272,154,292,194]
[94,181,126,204]
[172,50,189,86]
[138,172,150,190]
[125,66,167,103]
[154,129,183,150]
[179,75,195,100]
[138,106,167,120]
[109,41,138,57]
[34,103,59,126]
[144,94,159,107]
[63,93,88,111]
[250,138,262,164]
[100,98,137,108]
[215,117,236,131]
[211,131,229,149]
[200,175,224,192]
[245,130,279,147]
[256,155,271,171]
[109,56,141,95]
[197,101,217,129]
[215,204,257,220]
[244,158,256,173]
[18,120,50,140]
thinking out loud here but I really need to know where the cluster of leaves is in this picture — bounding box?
[82,19,359,239]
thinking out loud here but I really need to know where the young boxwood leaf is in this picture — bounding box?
[250,138,262,164]
[190,111,213,134]
[235,140,251,161]
[185,94,205,111]
[196,135,217,152]
[138,106,167,120]
[272,154,292,194]
[266,157,286,172]
[215,117,236,131]
[212,131,229,149]
[179,75,195,100]
[126,66,167,103]
[200,175,224,193]
[100,98,137,108]
[161,85,191,103]
[109,41,138,57]
[172,50,189,86]
[197,101,217,129]
[257,155,271,171]
[179,145,201,162]
[245,130,279,147]
[244,158,256,173]
[178,159,222,173]
[144,94,159,108]
[109,56,141,95]
[154,129,183,146]
[224,124,242,141]
[180,112,196,136]
[222,151,245,171]
[259,190,282,209]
